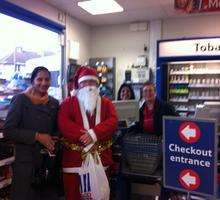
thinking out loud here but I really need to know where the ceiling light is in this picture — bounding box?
[77,0,124,15]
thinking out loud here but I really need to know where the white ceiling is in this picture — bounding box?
[44,0,213,26]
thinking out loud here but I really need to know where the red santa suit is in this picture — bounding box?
[58,67,118,200]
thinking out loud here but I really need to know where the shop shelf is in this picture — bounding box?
[190,195,207,200]
[188,84,220,88]
[179,112,188,117]
[0,178,12,189]
[187,115,195,118]
[176,108,188,112]
[188,109,196,112]
[169,82,189,84]
[170,82,189,84]
[190,70,220,75]
[189,96,220,100]
[170,70,220,75]
[169,91,189,95]
[170,72,190,75]
[0,109,8,120]
[170,99,189,103]
[0,157,15,167]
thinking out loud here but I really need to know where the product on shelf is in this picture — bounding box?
[101,76,107,83]
[89,57,115,100]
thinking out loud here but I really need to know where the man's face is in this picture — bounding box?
[142,84,156,102]
[79,80,98,89]
[77,79,99,114]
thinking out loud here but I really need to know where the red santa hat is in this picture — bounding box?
[73,66,99,89]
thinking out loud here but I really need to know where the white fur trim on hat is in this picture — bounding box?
[78,75,99,84]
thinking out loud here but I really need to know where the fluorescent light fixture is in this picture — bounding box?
[78,0,124,15]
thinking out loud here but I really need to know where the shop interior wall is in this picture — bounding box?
[63,15,91,96]
[91,23,149,95]
[162,14,220,39]
[66,15,91,65]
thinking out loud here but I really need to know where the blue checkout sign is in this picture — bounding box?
[163,116,217,197]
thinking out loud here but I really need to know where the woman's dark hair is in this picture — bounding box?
[31,66,51,83]
[117,83,135,100]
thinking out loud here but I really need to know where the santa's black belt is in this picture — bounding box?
[60,138,112,159]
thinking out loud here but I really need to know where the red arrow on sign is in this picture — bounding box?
[179,169,200,190]
[179,122,201,143]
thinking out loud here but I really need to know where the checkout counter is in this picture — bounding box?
[112,101,220,200]
[195,102,220,199]
[195,102,220,133]
[112,100,162,199]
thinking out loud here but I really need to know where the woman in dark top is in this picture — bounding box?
[3,67,60,200]
[117,83,135,100]
[140,82,178,200]
[139,81,176,136]
[119,82,177,200]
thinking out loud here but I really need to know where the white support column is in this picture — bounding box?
[148,20,162,82]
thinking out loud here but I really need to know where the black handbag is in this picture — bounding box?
[31,142,63,190]
[31,164,47,189]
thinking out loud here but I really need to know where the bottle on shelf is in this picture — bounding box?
[211,78,215,85]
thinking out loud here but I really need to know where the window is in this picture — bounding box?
[0,13,62,117]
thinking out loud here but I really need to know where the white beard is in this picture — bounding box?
[77,86,99,115]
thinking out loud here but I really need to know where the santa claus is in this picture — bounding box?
[58,66,118,200]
